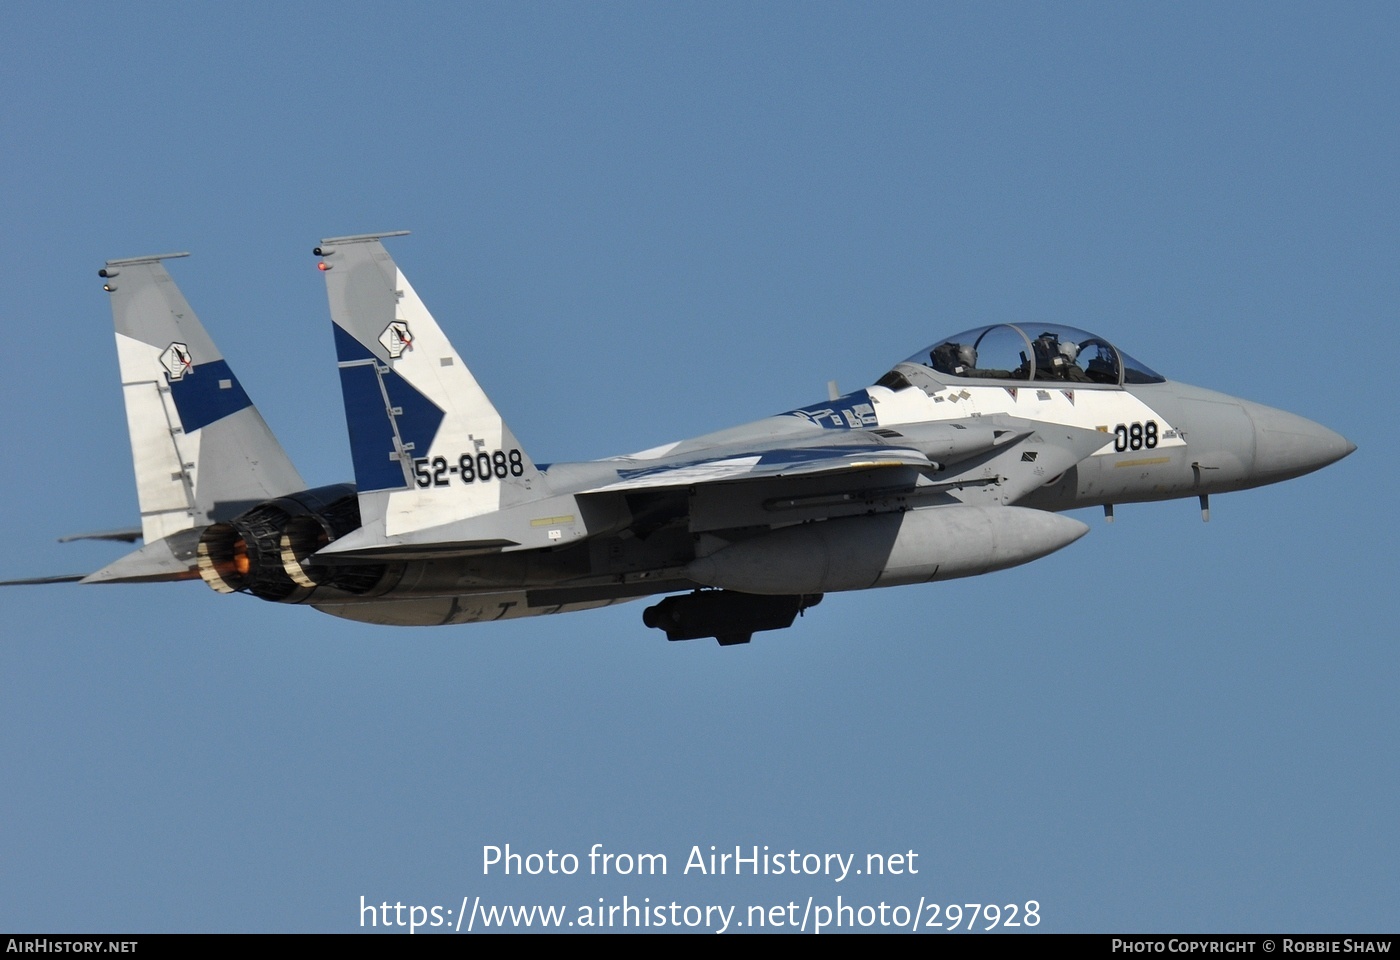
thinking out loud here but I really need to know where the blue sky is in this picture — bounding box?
[1,2,1394,933]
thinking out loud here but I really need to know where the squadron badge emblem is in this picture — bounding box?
[379,321,413,359]
[160,342,194,381]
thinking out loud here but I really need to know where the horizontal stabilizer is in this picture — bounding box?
[316,491,630,560]
[0,532,200,587]
[57,528,143,544]
[0,574,89,586]
[79,531,201,584]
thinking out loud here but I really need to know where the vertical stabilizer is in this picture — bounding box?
[314,233,543,539]
[101,253,305,544]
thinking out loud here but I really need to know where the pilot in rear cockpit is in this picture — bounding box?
[1023,332,1093,382]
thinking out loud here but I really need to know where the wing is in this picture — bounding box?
[676,417,1111,534]
[576,414,1108,500]
[576,442,937,493]
[570,411,1056,494]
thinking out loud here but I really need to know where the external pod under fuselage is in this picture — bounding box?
[685,505,1090,595]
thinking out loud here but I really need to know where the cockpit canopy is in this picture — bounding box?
[901,324,1165,386]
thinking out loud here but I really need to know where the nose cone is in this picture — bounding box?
[1240,400,1356,483]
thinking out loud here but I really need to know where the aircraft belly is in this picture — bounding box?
[687,506,1089,595]
[371,557,565,597]
[313,593,626,626]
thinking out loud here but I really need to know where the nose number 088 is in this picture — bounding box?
[1113,420,1158,453]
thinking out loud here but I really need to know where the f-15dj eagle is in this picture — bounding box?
[9,232,1354,645]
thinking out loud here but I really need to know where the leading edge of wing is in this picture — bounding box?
[574,443,938,494]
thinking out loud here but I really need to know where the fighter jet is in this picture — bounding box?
[8,232,1354,645]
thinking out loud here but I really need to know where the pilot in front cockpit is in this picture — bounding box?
[930,341,977,376]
